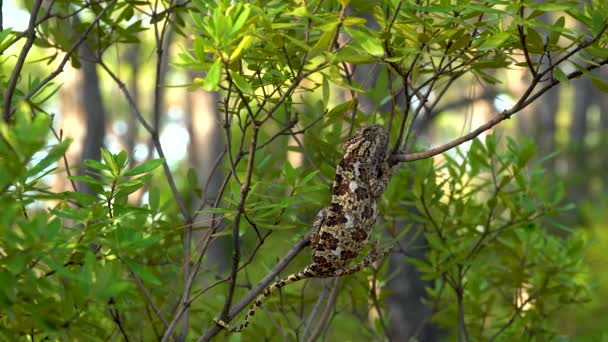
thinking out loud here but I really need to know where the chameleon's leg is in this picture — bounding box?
[370,161,392,197]
[309,207,328,249]
[331,244,393,277]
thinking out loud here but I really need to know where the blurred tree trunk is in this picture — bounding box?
[78,44,106,184]
[54,67,85,193]
[145,28,175,161]
[565,5,595,219]
[569,79,590,149]
[506,61,534,136]
[469,80,497,140]
[187,85,228,274]
[54,28,105,194]
[568,78,593,209]
[386,233,440,341]
[530,9,559,172]
[599,73,608,191]
[534,87,558,171]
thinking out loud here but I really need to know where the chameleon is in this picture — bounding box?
[215,125,393,332]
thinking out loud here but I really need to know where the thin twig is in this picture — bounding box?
[302,281,329,339]
[517,4,537,79]
[196,234,310,342]
[7,0,118,119]
[1,0,108,53]
[306,278,340,342]
[118,256,170,328]
[98,61,190,222]
[391,57,608,164]
[218,124,260,324]
[2,0,43,121]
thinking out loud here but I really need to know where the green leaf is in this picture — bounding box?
[124,259,161,285]
[202,59,222,92]
[344,26,383,57]
[84,159,112,173]
[326,99,357,118]
[322,76,329,105]
[230,5,250,36]
[591,76,608,93]
[25,139,72,179]
[70,54,81,69]
[123,158,164,177]
[548,16,565,47]
[525,28,544,54]
[333,45,377,64]
[0,27,12,50]
[115,174,152,196]
[447,31,470,54]
[116,151,128,170]
[230,72,254,95]
[117,5,134,22]
[553,67,568,83]
[101,148,119,176]
[298,170,320,186]
[230,35,253,61]
[211,229,233,237]
[311,24,338,56]
[69,175,106,186]
[477,32,511,50]
[298,184,328,193]
[591,10,605,34]
[257,153,273,170]
[283,161,297,186]
[128,235,162,249]
[255,222,297,230]
[148,186,160,212]
[286,6,310,18]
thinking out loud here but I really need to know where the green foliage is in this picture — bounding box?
[0,113,174,341]
[385,135,589,340]
[1,0,607,340]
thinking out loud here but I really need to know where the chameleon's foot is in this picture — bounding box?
[370,242,391,258]
[214,318,247,333]
[214,319,231,330]
[331,245,393,277]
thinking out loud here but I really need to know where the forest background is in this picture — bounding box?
[1,0,608,341]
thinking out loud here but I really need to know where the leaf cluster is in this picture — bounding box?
[385,135,589,340]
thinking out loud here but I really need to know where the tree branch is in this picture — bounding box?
[7,0,118,120]
[306,278,340,342]
[196,234,311,342]
[391,58,608,165]
[218,124,260,323]
[2,0,43,121]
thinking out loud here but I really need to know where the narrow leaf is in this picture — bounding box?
[477,32,511,50]
[202,59,222,91]
[124,259,161,285]
[123,158,165,177]
[26,139,72,178]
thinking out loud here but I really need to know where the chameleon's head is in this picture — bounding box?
[342,125,389,160]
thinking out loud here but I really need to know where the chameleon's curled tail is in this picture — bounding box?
[215,268,314,333]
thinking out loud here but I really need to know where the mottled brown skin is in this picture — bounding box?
[308,125,391,275]
[216,125,392,332]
